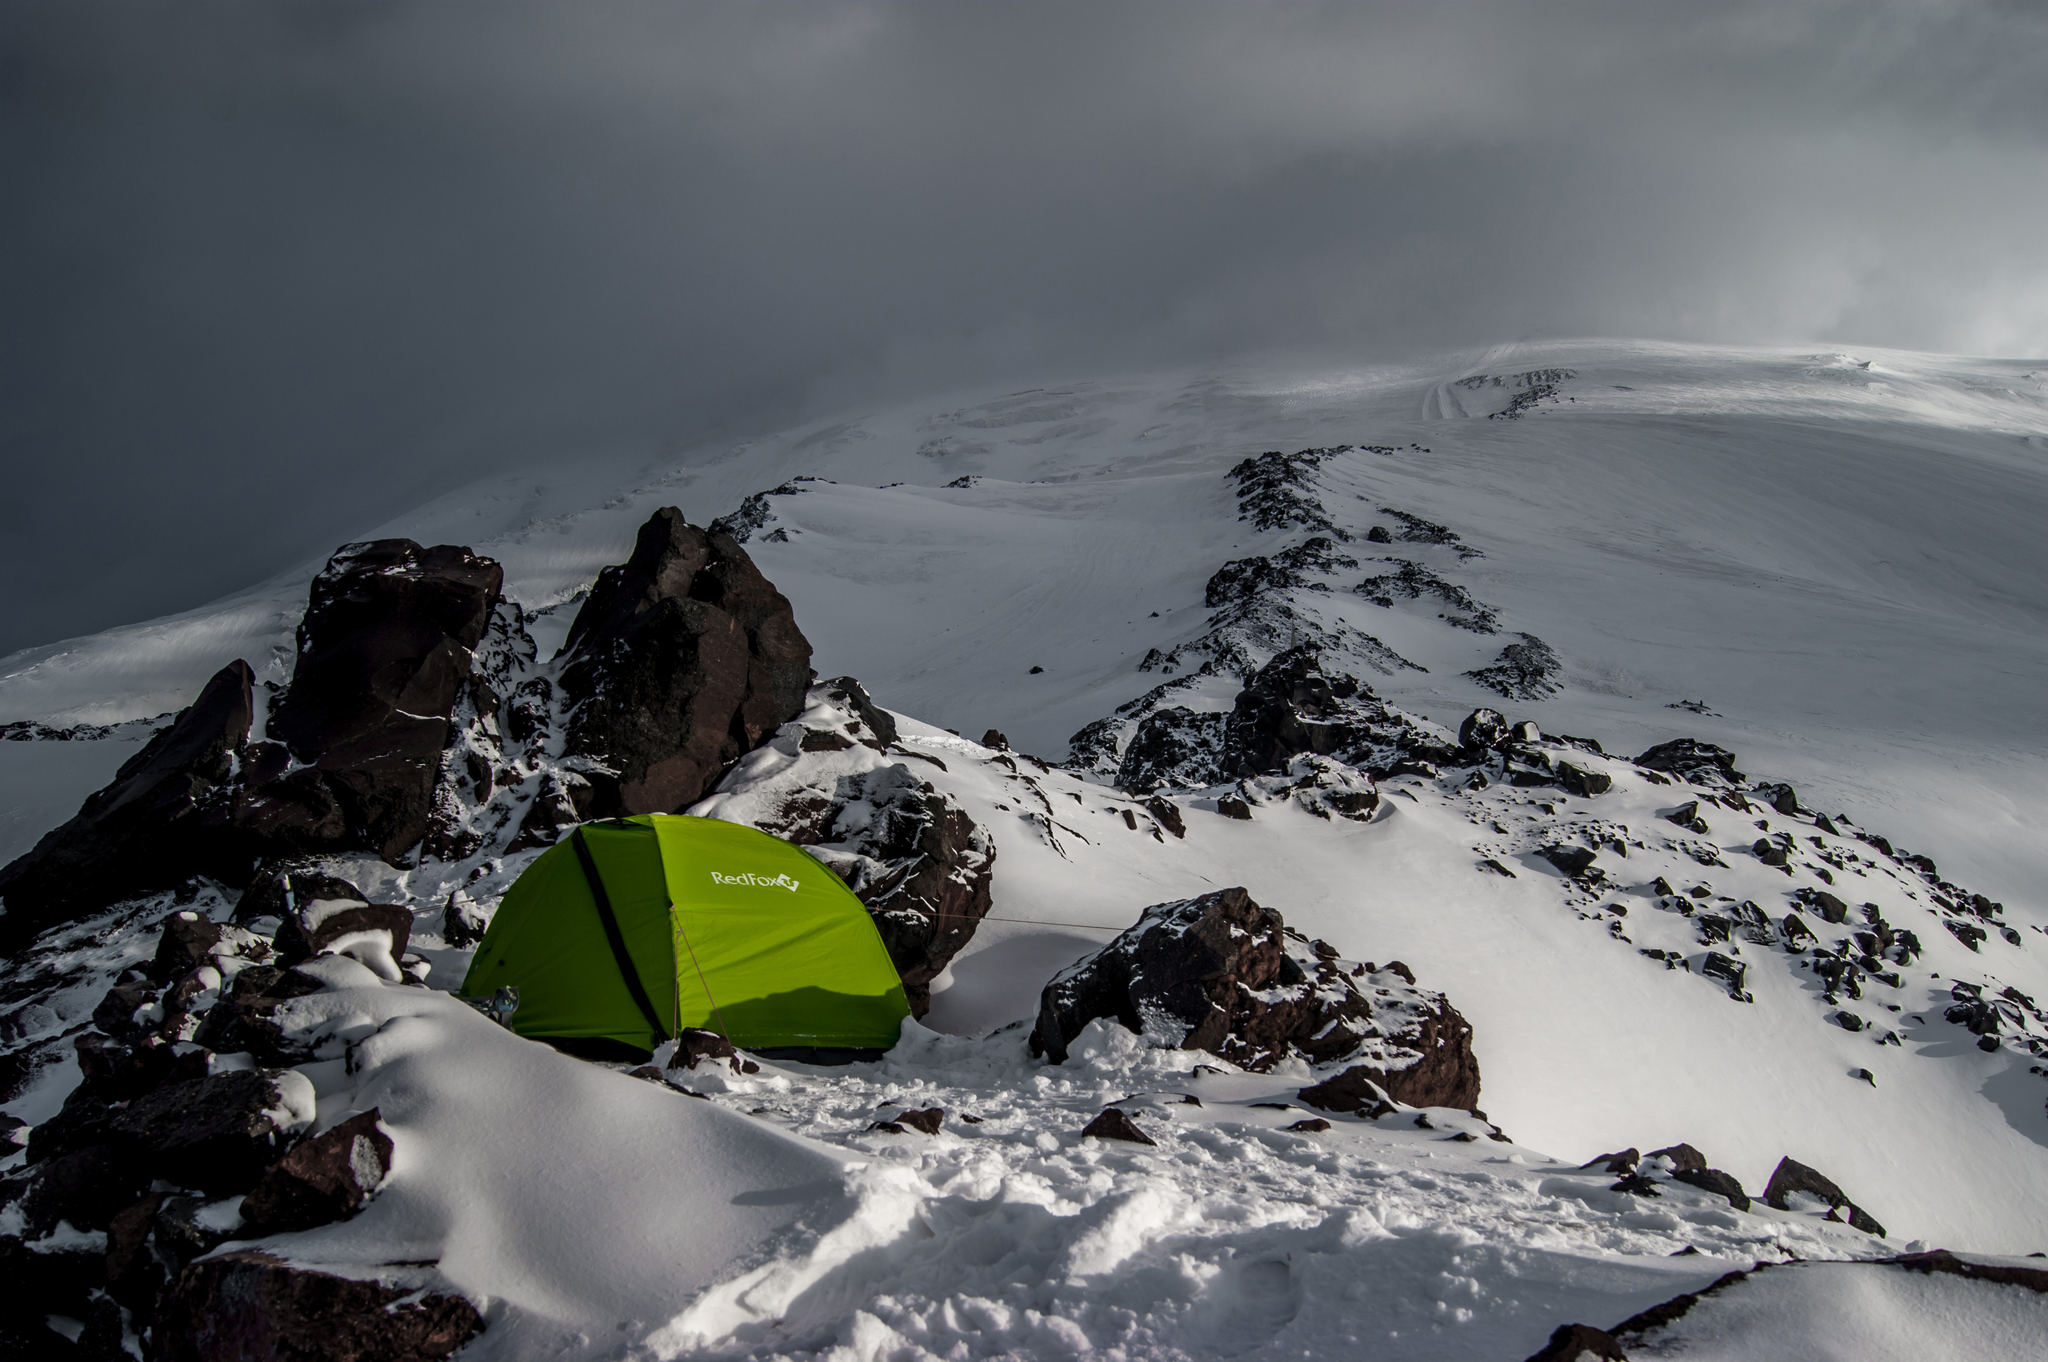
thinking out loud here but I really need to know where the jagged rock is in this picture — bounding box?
[265,540,503,863]
[28,1066,309,1196]
[92,977,160,1038]
[1763,1156,1885,1236]
[562,508,814,815]
[1752,838,1791,868]
[238,1109,392,1236]
[1457,708,1510,751]
[1673,1166,1752,1211]
[1030,888,1480,1110]
[154,1252,483,1362]
[1216,795,1253,820]
[1522,1322,1628,1362]
[0,660,253,948]
[1145,796,1186,839]
[1115,708,1227,792]
[149,912,225,982]
[1635,739,1744,784]
[1081,1109,1156,1145]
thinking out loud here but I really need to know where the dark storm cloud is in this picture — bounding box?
[3,1,2044,655]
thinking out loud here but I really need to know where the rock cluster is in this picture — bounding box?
[1029,886,1480,1112]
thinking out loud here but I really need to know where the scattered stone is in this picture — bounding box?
[1081,1108,1157,1145]
[666,1027,759,1074]
[1664,801,1710,834]
[153,1251,483,1362]
[1480,858,1517,878]
[1611,1173,1662,1197]
[1285,1118,1332,1133]
[238,1109,393,1236]
[1701,952,1748,1000]
[1763,1156,1885,1236]
[1755,782,1803,815]
[1752,838,1791,868]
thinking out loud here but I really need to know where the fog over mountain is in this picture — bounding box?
[3,0,2045,652]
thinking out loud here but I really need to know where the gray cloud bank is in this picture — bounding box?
[3,0,2044,654]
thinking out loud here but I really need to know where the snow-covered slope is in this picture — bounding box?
[5,340,2047,1355]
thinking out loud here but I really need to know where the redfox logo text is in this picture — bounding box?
[709,871,801,892]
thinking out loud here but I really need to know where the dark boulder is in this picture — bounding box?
[1752,838,1791,868]
[1664,801,1710,834]
[561,508,813,815]
[1581,1148,1639,1175]
[1522,1322,1628,1362]
[1115,708,1228,792]
[1700,952,1748,1000]
[1763,1156,1885,1236]
[1081,1109,1156,1145]
[192,966,325,1067]
[1537,845,1599,879]
[1145,796,1186,839]
[1672,1166,1751,1211]
[1635,739,1743,784]
[6,1144,152,1236]
[149,912,226,982]
[0,660,254,948]
[265,540,503,862]
[1755,782,1802,815]
[1457,708,1510,751]
[1793,886,1849,924]
[1647,1143,1707,1173]
[1556,761,1612,798]
[238,1109,392,1236]
[153,1252,483,1362]
[1215,795,1254,820]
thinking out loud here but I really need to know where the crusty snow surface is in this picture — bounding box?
[4,340,2047,1358]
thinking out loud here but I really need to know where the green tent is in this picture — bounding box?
[460,814,910,1060]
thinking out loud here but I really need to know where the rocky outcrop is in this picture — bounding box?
[690,681,992,1017]
[262,540,503,862]
[1635,738,1744,784]
[154,1252,482,1362]
[1222,647,1396,777]
[561,507,814,816]
[1115,707,1226,792]
[0,660,253,948]
[1763,1156,1885,1236]
[1028,887,1480,1111]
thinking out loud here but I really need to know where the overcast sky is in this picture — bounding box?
[3,0,2044,656]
